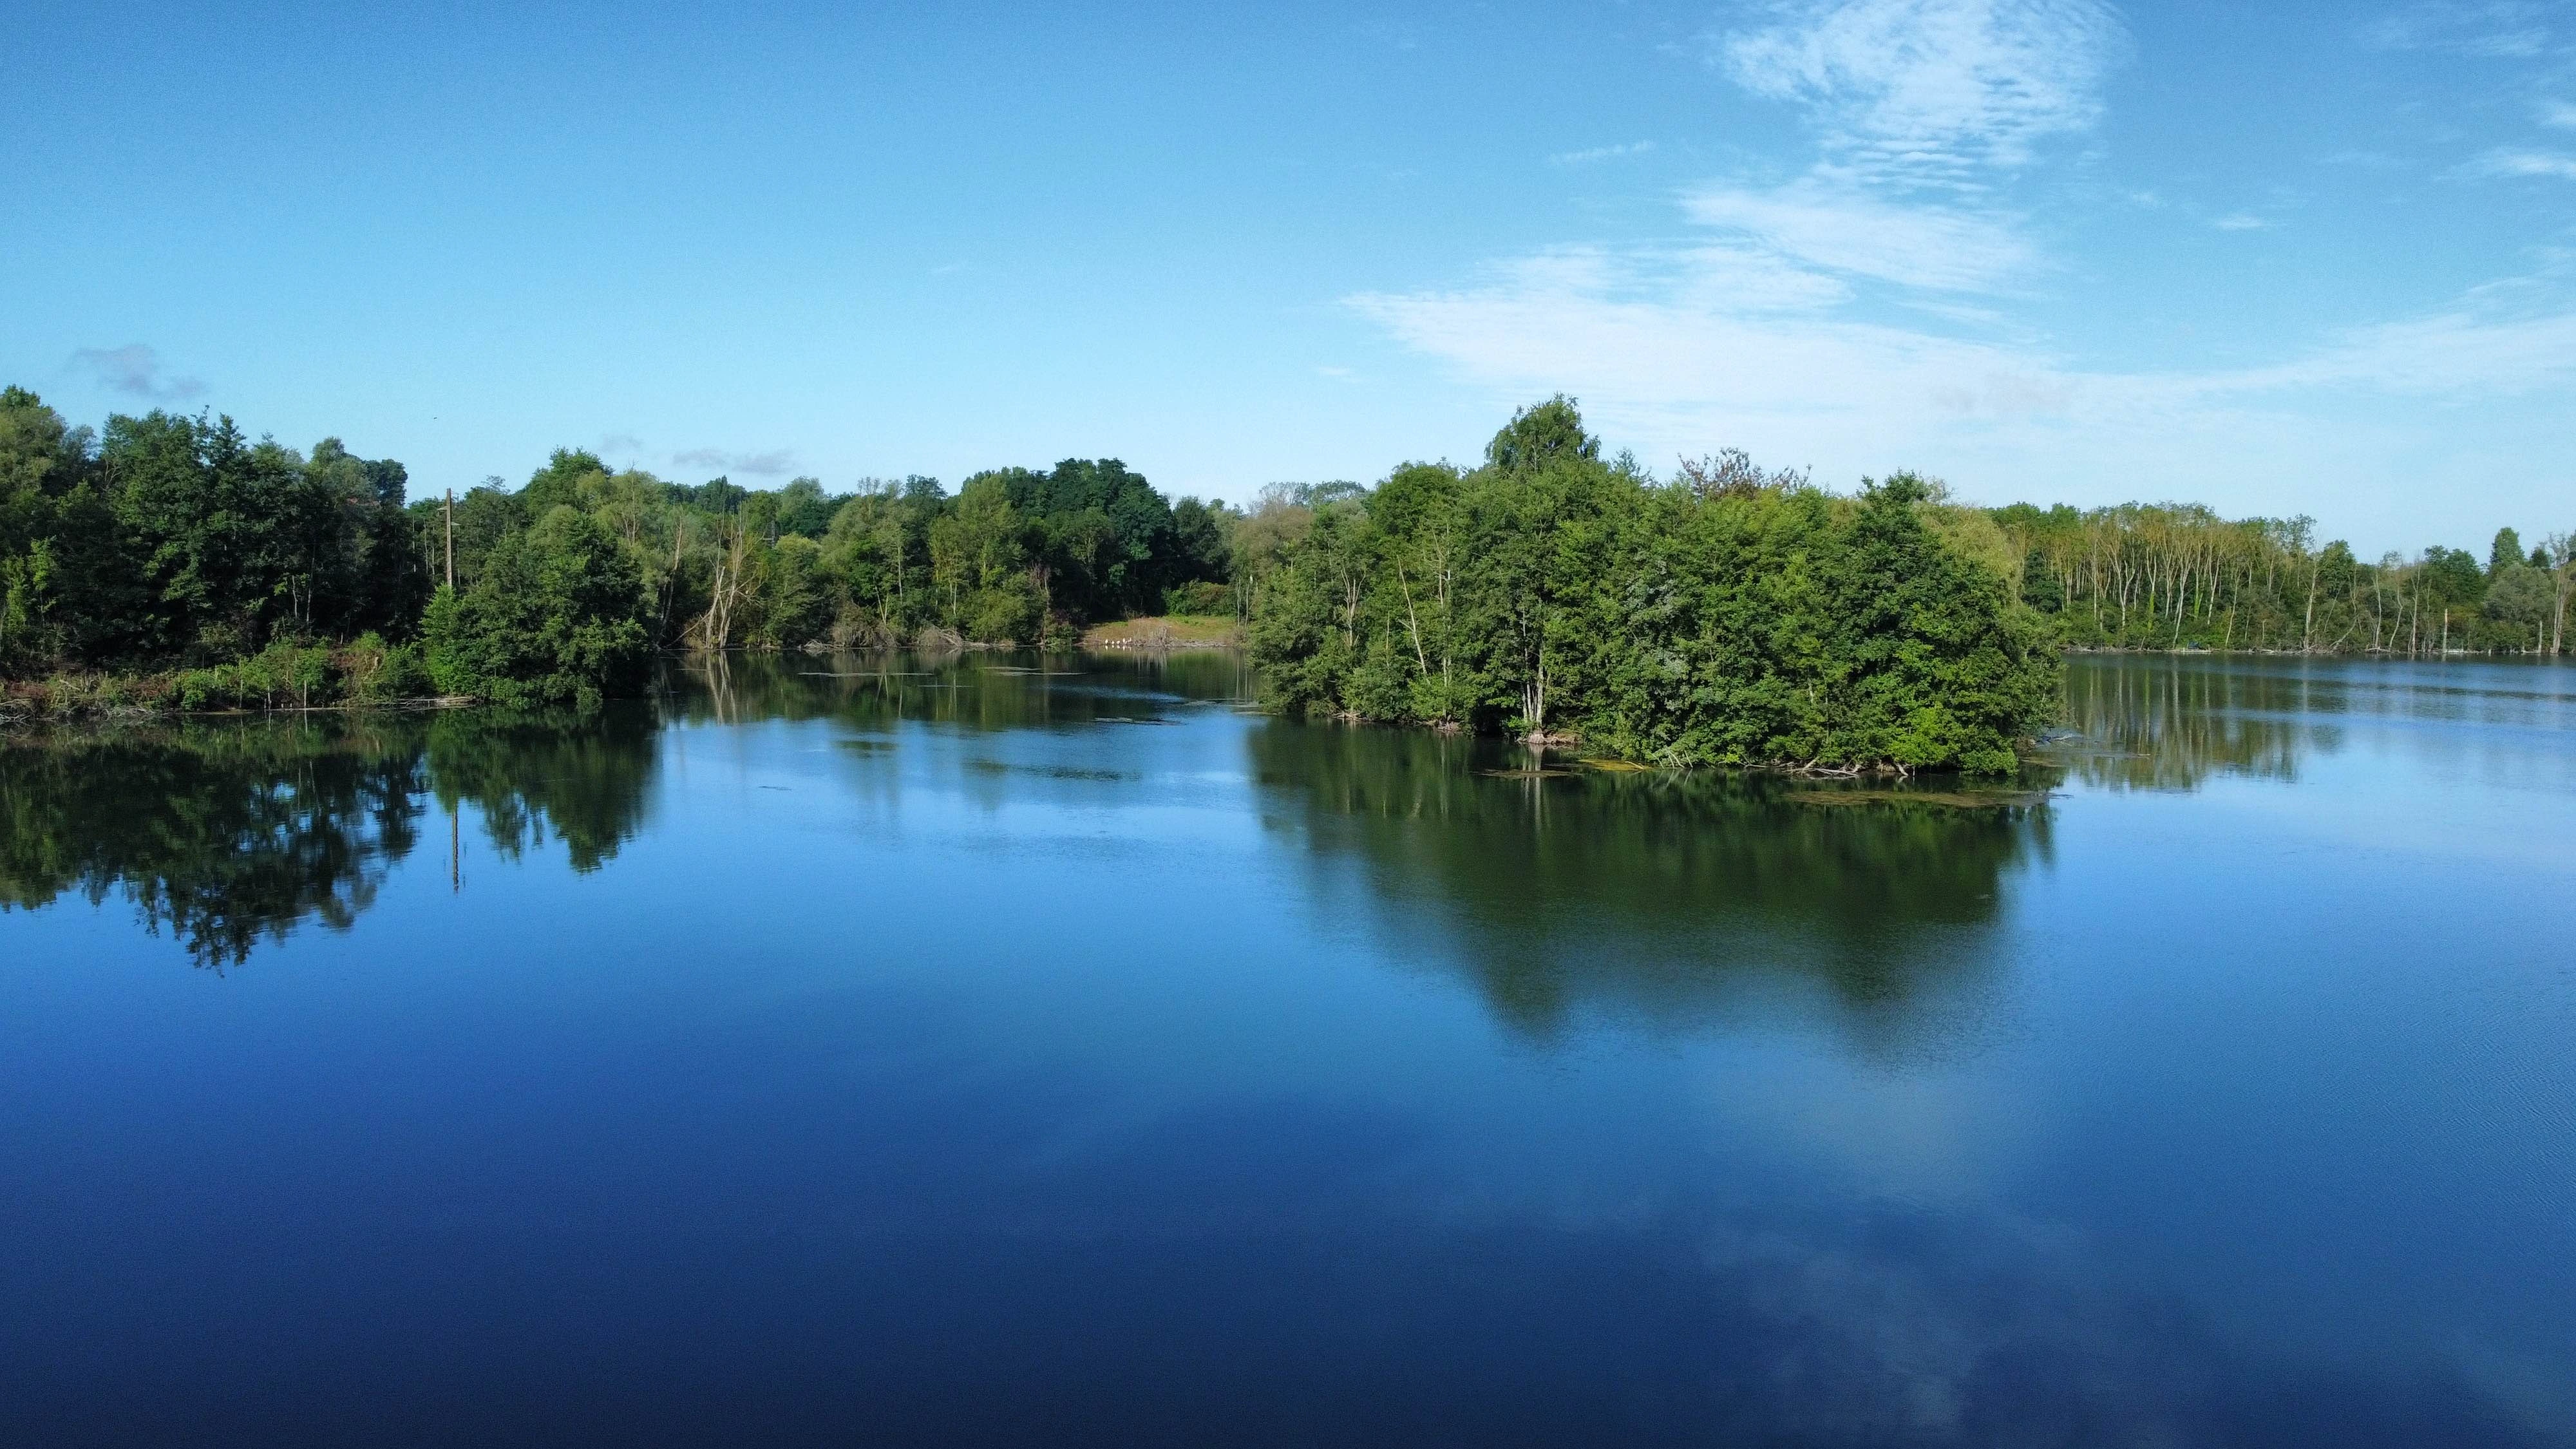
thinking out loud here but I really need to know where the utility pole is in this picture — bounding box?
[444,488,456,591]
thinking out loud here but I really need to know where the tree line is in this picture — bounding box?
[1995,502,2572,656]
[8,381,2566,752]
[0,385,1233,710]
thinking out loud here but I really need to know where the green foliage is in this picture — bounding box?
[2484,563,2553,642]
[1164,580,1231,616]
[1246,402,2061,775]
[1996,505,2573,656]
[341,632,431,703]
[1,388,423,679]
[424,507,652,710]
[10,377,2568,728]
[5,382,1255,685]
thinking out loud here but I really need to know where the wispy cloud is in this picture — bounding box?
[2540,99,2576,128]
[2467,147,2576,178]
[1347,237,2576,523]
[598,432,644,455]
[673,446,796,476]
[2195,299,2576,398]
[1551,140,1658,165]
[1353,0,2576,544]
[68,344,204,401]
[1352,1,2134,449]
[1669,2,2125,307]
[1685,176,2039,290]
[2362,3,2552,57]
[1715,0,2128,187]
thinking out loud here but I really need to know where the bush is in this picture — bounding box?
[341,632,431,701]
[1163,580,1231,616]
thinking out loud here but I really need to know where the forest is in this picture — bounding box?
[1994,501,2571,656]
[0,385,1233,711]
[5,381,2569,756]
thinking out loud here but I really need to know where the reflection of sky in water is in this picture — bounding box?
[1,654,2571,1445]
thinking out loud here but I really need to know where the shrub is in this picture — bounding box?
[1163,580,1231,616]
[424,506,652,710]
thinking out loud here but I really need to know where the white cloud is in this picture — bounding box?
[1716,0,2128,185]
[1347,0,2576,547]
[1347,247,2064,435]
[67,343,204,401]
[672,446,797,477]
[1671,2,2110,337]
[1551,140,1658,165]
[2468,148,2576,178]
[1345,233,2576,542]
[2539,99,2576,128]
[2191,304,2576,398]
[1685,176,2040,290]
[2362,3,2551,58]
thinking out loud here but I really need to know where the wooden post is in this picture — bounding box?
[444,489,456,591]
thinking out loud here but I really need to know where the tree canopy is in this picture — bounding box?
[1242,399,2060,775]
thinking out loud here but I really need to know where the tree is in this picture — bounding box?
[424,506,652,708]
[2020,549,2066,612]
[2484,563,2553,651]
[1485,395,1598,473]
[930,475,1039,643]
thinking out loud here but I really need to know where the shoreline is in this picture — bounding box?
[11,641,2562,729]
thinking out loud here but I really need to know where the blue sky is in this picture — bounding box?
[5,0,2572,552]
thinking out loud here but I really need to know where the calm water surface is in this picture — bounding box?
[4,653,2572,1446]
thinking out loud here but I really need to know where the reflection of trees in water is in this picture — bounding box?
[0,709,658,969]
[1249,725,2047,1046]
[0,720,426,969]
[2056,658,2313,790]
[661,650,1248,733]
[425,707,658,874]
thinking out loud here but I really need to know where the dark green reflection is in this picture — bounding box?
[423,706,659,873]
[1250,724,2049,1042]
[659,649,1253,730]
[1,719,427,969]
[0,708,658,967]
[2054,656,2314,790]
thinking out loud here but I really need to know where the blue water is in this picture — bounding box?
[4,653,2571,1446]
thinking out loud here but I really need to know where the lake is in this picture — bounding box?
[4,652,2572,1447]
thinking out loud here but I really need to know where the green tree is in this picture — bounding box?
[2484,562,2553,650]
[424,506,652,708]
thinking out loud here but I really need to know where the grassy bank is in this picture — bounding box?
[1083,614,1242,650]
[0,636,464,724]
